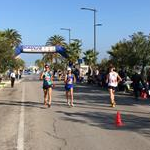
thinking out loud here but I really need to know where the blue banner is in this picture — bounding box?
[15,45,68,58]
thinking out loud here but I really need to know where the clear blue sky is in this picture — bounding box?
[0,0,150,66]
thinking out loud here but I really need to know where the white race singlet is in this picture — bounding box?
[108,72,118,87]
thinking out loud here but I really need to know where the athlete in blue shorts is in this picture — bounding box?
[64,68,76,107]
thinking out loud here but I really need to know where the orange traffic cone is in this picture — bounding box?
[116,111,124,126]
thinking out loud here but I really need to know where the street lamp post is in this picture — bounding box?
[95,23,102,54]
[60,28,71,44]
[81,7,102,61]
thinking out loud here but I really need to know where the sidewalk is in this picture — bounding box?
[0,78,23,90]
[0,80,10,88]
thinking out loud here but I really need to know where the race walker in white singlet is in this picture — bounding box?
[108,72,118,87]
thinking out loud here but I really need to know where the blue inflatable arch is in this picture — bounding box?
[15,45,68,58]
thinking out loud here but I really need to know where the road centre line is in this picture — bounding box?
[17,83,25,150]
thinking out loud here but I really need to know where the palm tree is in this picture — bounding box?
[66,39,82,65]
[35,59,44,70]
[0,29,21,73]
[14,58,25,70]
[46,35,65,46]
[42,53,54,65]
[7,58,25,74]
[83,49,99,67]
[44,35,66,67]
[98,58,110,70]
[2,29,22,48]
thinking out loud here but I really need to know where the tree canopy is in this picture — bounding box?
[0,29,24,73]
[107,32,150,75]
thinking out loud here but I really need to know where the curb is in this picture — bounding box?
[0,83,6,88]
[0,78,24,90]
[0,82,9,90]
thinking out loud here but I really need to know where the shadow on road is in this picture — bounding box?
[54,82,150,107]
[56,110,150,138]
[0,100,46,109]
[54,82,150,137]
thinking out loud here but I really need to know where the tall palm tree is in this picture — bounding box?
[35,59,44,70]
[66,39,82,65]
[42,54,53,64]
[83,49,99,67]
[14,58,25,70]
[0,29,22,73]
[2,29,22,48]
[44,35,66,66]
[46,35,65,46]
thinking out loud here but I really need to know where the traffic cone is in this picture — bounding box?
[141,90,147,99]
[116,111,124,126]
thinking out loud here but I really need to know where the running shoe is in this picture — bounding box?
[44,101,47,107]
[48,103,51,108]
[111,102,116,108]
[67,101,70,106]
[71,103,74,107]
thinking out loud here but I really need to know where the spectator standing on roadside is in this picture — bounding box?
[10,70,16,88]
[131,70,144,100]
[118,67,127,91]
[147,69,150,89]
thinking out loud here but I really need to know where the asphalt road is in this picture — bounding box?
[0,74,150,150]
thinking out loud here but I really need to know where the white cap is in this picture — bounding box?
[67,67,71,71]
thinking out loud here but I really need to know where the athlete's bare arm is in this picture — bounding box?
[40,72,44,80]
[51,75,54,84]
[64,74,67,83]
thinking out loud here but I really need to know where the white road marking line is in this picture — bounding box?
[17,83,25,150]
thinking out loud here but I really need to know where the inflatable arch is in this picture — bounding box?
[15,45,68,58]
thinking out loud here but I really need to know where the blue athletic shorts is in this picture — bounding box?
[65,84,73,91]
